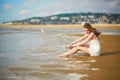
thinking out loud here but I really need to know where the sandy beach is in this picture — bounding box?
[0,25,120,80]
[0,24,120,29]
[66,34,120,80]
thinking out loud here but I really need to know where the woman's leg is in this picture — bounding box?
[58,46,89,57]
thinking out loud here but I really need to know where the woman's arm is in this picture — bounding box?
[71,34,88,45]
[73,33,93,47]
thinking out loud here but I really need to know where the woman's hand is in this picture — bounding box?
[68,44,73,49]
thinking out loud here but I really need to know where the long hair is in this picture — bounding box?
[83,23,101,37]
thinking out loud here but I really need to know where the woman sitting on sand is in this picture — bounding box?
[58,23,101,57]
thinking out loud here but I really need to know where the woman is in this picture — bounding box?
[58,23,101,57]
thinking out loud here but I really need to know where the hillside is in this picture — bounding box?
[3,12,120,24]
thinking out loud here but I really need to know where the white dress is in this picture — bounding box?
[88,33,101,56]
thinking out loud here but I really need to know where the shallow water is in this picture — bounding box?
[0,27,120,80]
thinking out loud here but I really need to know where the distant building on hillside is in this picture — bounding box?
[60,17,70,21]
[3,21,13,24]
[88,15,95,18]
[30,19,40,23]
[50,16,58,20]
[98,16,108,23]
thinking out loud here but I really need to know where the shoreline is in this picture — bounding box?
[0,24,120,29]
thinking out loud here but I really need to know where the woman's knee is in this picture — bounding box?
[75,46,87,51]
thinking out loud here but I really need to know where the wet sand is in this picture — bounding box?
[0,26,120,80]
[63,33,120,80]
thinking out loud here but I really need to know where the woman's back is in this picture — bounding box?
[88,33,101,56]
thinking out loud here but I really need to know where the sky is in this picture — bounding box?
[0,0,120,23]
